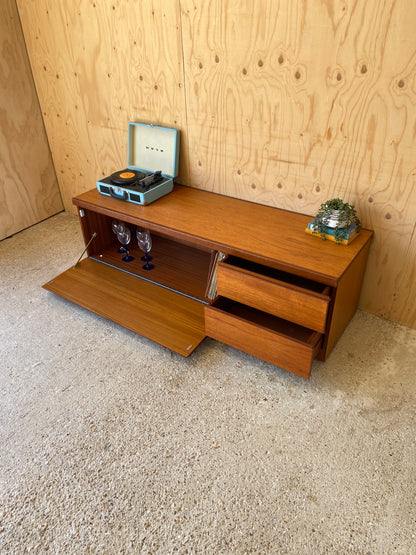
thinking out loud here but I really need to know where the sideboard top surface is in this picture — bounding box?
[74,185,373,285]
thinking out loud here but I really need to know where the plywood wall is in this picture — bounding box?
[16,0,416,330]
[0,0,62,240]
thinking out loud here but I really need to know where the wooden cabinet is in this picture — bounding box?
[43,185,373,379]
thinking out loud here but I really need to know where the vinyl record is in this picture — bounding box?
[110,169,139,185]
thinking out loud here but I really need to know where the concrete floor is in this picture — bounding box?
[1,212,415,554]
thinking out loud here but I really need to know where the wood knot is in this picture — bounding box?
[398,79,405,88]
[258,59,264,67]
[278,55,284,65]
[215,55,219,63]
[361,64,367,74]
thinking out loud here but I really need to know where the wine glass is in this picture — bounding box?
[136,228,154,270]
[117,226,134,262]
[112,220,126,253]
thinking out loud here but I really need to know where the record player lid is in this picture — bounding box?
[127,122,180,178]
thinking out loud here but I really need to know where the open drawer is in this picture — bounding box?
[205,297,322,378]
[217,256,331,333]
[43,258,206,357]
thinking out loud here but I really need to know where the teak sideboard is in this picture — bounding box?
[43,185,373,379]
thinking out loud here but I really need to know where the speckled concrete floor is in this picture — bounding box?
[1,212,415,554]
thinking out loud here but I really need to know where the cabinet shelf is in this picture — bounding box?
[90,232,212,302]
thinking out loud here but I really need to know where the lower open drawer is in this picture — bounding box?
[43,258,206,356]
[205,297,322,378]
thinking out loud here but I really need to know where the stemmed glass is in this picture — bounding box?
[136,228,154,270]
[112,220,126,253]
[117,225,134,262]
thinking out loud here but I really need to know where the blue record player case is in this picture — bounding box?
[96,122,180,205]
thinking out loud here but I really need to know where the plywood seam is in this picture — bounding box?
[178,0,191,181]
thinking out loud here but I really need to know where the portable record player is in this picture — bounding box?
[96,122,180,205]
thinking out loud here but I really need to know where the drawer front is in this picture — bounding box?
[217,264,330,333]
[205,304,321,379]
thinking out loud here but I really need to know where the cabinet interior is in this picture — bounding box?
[84,212,213,302]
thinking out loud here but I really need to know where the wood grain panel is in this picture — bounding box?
[16,0,188,212]
[181,1,416,212]
[0,0,62,240]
